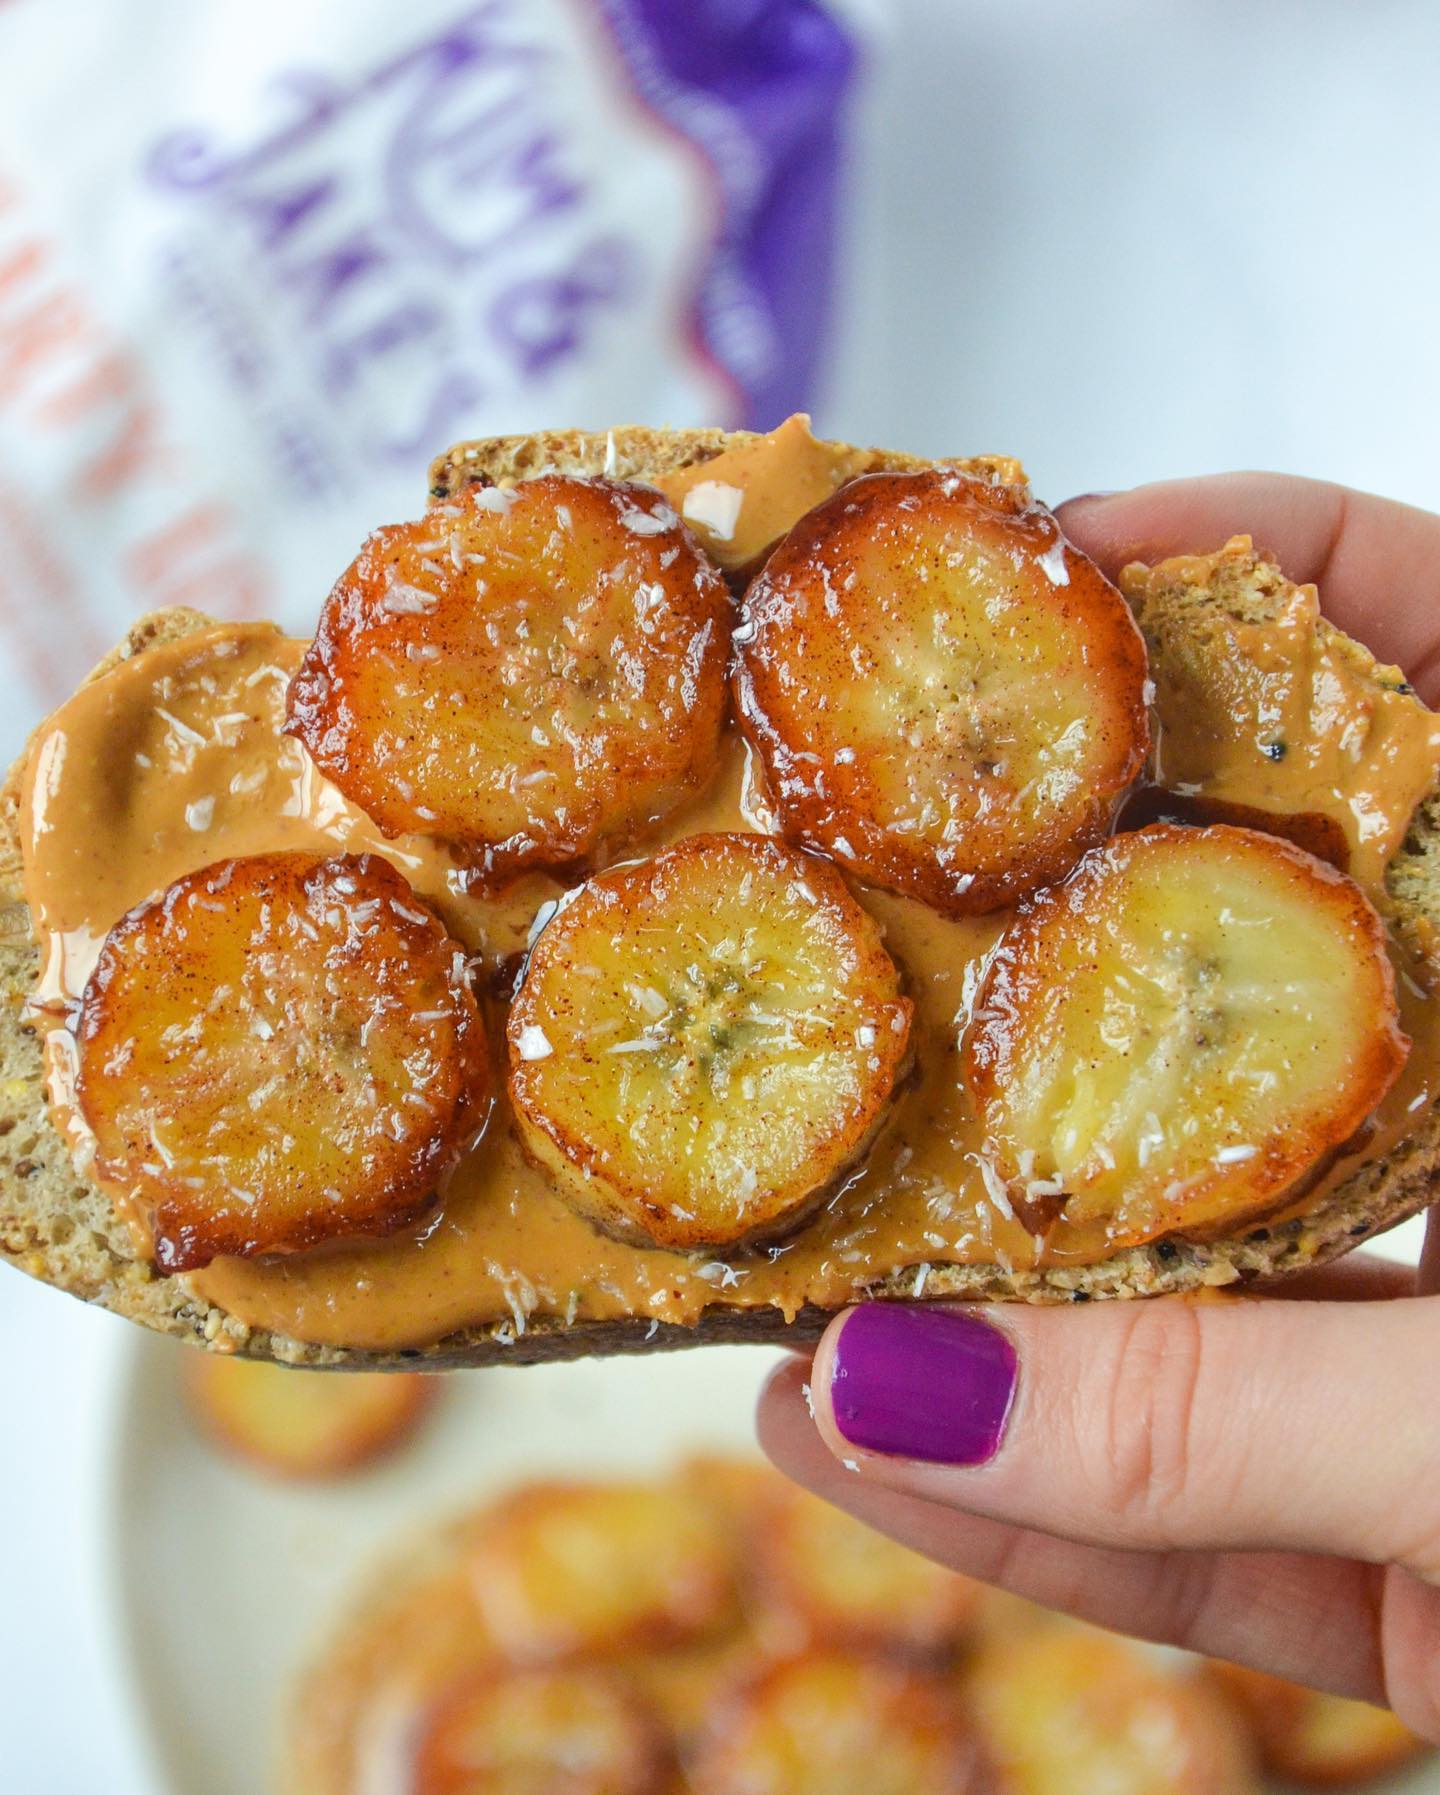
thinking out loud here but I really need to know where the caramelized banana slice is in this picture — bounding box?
[675,1453,778,1534]
[184,1354,435,1479]
[964,825,1407,1245]
[967,1625,1258,1794]
[414,1666,669,1795]
[466,1481,740,1661]
[691,1652,979,1795]
[1207,1663,1427,1788]
[755,1482,982,1656]
[735,470,1150,913]
[78,851,490,1271]
[287,477,729,883]
[508,832,912,1252]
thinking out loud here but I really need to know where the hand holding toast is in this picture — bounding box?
[760,472,1440,1747]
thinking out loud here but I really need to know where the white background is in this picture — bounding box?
[830,0,1440,512]
[4,2,1440,1790]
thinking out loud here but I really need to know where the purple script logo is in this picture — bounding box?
[145,3,642,476]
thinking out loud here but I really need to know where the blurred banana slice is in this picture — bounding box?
[964,824,1408,1244]
[753,1481,983,1657]
[690,1650,981,1795]
[465,1481,741,1662]
[413,1666,669,1795]
[78,851,491,1270]
[966,1624,1259,1794]
[508,832,912,1252]
[1207,1662,1426,1787]
[735,469,1150,914]
[184,1353,436,1479]
[287,476,729,885]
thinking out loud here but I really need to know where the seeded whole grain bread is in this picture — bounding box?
[1,426,1438,1369]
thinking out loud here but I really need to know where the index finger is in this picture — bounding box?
[1056,474,1440,704]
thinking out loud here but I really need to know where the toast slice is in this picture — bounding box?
[2,428,1439,1369]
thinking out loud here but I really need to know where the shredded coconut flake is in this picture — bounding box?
[155,707,205,749]
[971,1150,1017,1222]
[381,582,438,616]
[681,480,744,541]
[516,1025,553,1061]
[472,484,516,514]
[618,501,678,535]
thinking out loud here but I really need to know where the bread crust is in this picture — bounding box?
[2,432,1438,1368]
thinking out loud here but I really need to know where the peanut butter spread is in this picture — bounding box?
[651,412,885,570]
[17,424,1440,1349]
[1123,539,1440,892]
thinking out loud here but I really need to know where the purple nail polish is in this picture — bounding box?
[829,1305,1018,1465]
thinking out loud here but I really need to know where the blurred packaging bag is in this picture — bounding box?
[0,0,863,735]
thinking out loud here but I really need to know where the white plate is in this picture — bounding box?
[103,1313,1440,1795]
[103,1335,785,1795]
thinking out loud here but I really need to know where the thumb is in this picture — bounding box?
[806,1295,1440,1573]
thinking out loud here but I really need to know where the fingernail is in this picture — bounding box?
[828,1306,1018,1465]
[1058,489,1121,506]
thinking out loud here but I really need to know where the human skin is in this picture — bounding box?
[757,473,1440,1741]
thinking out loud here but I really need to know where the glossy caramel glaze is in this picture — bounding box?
[733,469,1151,914]
[507,832,914,1255]
[288,476,729,883]
[78,850,491,1271]
[964,825,1408,1246]
[17,431,1440,1349]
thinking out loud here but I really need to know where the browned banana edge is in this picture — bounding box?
[2,432,1438,1368]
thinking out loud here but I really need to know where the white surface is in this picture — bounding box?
[107,1338,783,1795]
[5,3,1440,1791]
[823,1,1440,513]
[0,1278,148,1795]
